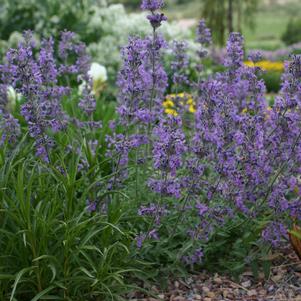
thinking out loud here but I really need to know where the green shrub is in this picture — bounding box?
[0,0,99,41]
[282,18,301,46]
[261,71,282,93]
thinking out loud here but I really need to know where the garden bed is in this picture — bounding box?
[1,0,301,300]
[130,247,301,301]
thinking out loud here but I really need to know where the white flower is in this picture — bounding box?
[78,63,108,96]
[7,86,17,103]
[88,63,108,83]
[6,86,22,111]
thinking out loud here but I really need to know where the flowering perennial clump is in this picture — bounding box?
[0,31,97,161]
[1,0,301,279]
[108,0,301,260]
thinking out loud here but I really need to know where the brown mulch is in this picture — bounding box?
[128,246,301,301]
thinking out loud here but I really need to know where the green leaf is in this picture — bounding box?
[262,260,271,279]
[30,286,56,301]
[10,267,36,301]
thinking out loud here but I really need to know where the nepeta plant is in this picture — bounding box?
[107,0,168,190]
[0,30,97,161]
[110,0,301,269]
[148,116,187,199]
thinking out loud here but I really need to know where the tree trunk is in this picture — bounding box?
[237,1,242,33]
[228,0,234,33]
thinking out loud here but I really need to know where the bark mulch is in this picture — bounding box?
[128,246,301,301]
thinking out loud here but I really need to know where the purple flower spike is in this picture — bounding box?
[224,32,244,68]
[197,19,212,46]
[147,13,167,29]
[141,0,164,11]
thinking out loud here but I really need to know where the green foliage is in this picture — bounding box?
[261,71,282,93]
[0,0,107,42]
[202,0,259,46]
[109,0,141,9]
[0,91,138,300]
[282,18,301,46]
[0,142,135,300]
[203,216,271,279]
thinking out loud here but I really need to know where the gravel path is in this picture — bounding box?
[129,247,301,301]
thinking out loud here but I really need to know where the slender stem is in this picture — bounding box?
[146,26,158,156]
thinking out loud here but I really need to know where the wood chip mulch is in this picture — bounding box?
[128,246,301,301]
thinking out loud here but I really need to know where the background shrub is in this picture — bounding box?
[282,18,301,46]
[261,71,282,93]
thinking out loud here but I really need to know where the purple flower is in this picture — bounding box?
[224,32,244,68]
[152,116,187,174]
[0,84,20,144]
[182,248,204,266]
[138,203,167,222]
[196,19,212,46]
[149,229,159,240]
[141,0,164,11]
[148,177,182,199]
[262,222,288,248]
[248,50,263,63]
[147,13,167,29]
[106,2,301,261]
[170,41,189,87]
[196,203,208,217]
[234,131,244,145]
[135,229,159,249]
[0,112,20,145]
[136,233,147,249]
[87,200,97,212]
[0,30,97,160]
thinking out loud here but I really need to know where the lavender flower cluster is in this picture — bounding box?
[0,30,97,162]
[107,0,301,263]
[106,0,168,186]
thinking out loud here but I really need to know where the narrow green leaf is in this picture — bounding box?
[10,267,35,301]
[30,286,56,301]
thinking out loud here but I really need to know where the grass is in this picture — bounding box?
[242,2,301,50]
[165,0,301,50]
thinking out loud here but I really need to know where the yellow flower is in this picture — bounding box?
[244,61,255,68]
[188,105,196,113]
[187,98,194,105]
[163,99,175,108]
[165,108,178,116]
[244,60,284,72]
[163,93,196,116]
[242,108,248,114]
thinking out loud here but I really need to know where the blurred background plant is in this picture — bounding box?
[1,0,301,95]
[202,0,259,46]
[282,18,301,46]
[0,0,193,91]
